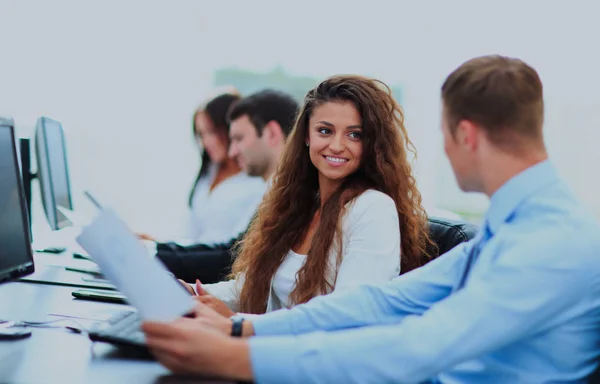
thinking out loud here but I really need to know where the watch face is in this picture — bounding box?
[231,316,244,337]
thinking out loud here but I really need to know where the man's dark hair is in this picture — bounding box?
[227,89,299,138]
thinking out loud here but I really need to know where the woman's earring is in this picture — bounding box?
[305,142,309,147]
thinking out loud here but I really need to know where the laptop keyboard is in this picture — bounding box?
[89,310,146,348]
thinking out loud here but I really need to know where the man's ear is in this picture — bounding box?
[456,120,480,152]
[263,121,283,145]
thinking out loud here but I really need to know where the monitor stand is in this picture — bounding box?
[19,138,36,241]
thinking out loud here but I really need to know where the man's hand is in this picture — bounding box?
[142,316,253,380]
[192,299,233,336]
[192,299,256,338]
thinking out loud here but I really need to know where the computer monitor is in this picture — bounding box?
[34,116,73,230]
[0,118,35,284]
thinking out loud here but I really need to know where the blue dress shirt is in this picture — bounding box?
[248,160,600,383]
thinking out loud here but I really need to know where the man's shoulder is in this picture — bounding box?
[497,199,600,266]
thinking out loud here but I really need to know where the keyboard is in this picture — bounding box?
[88,310,146,349]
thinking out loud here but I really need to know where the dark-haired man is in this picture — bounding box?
[156,90,298,283]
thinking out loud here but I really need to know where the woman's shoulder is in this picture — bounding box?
[347,189,396,212]
[342,189,397,225]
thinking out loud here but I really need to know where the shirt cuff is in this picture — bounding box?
[251,309,295,336]
[249,336,300,384]
[237,312,259,320]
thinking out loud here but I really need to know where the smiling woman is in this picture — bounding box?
[307,101,364,199]
[197,75,434,316]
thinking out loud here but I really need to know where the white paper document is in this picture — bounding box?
[75,209,195,321]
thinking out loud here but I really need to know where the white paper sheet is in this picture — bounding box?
[74,209,195,321]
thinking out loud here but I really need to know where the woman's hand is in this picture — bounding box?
[196,295,235,318]
[178,279,195,295]
[193,279,236,318]
[195,279,208,295]
[175,278,237,319]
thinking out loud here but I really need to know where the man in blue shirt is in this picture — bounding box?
[143,55,600,383]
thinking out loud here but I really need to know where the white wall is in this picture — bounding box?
[1,0,598,241]
[1,0,215,240]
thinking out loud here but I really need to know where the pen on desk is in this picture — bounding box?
[84,190,103,210]
[65,266,103,277]
[72,252,93,261]
[35,247,67,254]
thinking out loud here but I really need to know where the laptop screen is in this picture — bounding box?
[0,122,34,283]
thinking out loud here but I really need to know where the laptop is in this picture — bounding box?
[59,205,195,350]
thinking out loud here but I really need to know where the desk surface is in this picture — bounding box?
[0,281,235,384]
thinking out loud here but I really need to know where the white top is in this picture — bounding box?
[203,189,401,314]
[271,250,306,308]
[185,163,266,244]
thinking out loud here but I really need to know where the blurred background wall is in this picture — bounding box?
[1,0,598,240]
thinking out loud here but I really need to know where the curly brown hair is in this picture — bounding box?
[231,75,431,314]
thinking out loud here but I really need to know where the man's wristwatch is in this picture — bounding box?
[230,315,244,337]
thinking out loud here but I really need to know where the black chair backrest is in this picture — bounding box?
[588,364,600,383]
[423,217,479,265]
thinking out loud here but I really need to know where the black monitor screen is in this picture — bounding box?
[35,117,73,230]
[0,121,34,283]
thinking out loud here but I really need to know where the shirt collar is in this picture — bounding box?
[485,160,559,235]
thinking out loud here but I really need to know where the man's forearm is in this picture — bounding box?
[249,249,466,338]
[242,320,255,338]
[249,281,416,338]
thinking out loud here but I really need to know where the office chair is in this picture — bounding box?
[589,364,600,383]
[423,216,479,265]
